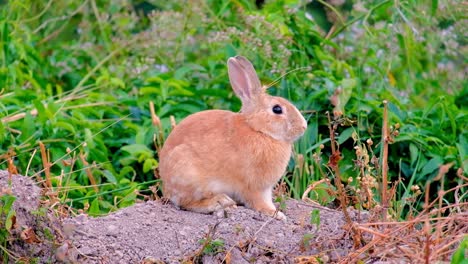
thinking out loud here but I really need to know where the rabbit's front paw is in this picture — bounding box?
[273,211,286,221]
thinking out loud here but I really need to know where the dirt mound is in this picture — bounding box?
[1,171,372,263]
[64,200,363,263]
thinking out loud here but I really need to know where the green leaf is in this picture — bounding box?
[333,78,355,115]
[225,44,236,57]
[166,103,204,115]
[457,134,468,173]
[168,86,194,97]
[420,157,442,178]
[140,86,161,96]
[338,127,354,145]
[143,158,158,173]
[84,128,96,149]
[5,207,16,230]
[174,63,206,79]
[89,199,100,216]
[121,144,154,162]
[98,199,114,210]
[1,194,17,231]
[102,170,117,184]
[0,121,5,142]
[409,143,419,167]
[121,144,152,155]
[451,236,468,264]
[55,121,76,134]
[431,0,438,16]
[310,209,320,227]
[1,194,16,214]
[20,112,35,141]
[110,77,125,88]
[119,166,136,180]
[145,76,165,84]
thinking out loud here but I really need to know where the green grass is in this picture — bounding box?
[0,0,466,220]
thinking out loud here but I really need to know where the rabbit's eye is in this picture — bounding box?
[272,105,283,114]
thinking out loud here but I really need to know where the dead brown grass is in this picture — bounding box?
[322,100,467,263]
[342,183,467,263]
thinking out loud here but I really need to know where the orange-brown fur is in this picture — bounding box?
[159,56,307,220]
[160,110,291,214]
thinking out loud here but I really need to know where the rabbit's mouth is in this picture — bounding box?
[270,120,307,143]
[269,126,306,143]
[287,129,306,142]
[287,118,307,142]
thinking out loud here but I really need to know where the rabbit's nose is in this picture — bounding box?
[301,120,307,131]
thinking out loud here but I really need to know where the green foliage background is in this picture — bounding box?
[0,0,466,216]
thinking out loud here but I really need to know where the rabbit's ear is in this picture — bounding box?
[227,56,262,104]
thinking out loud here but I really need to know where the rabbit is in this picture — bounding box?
[159,56,307,220]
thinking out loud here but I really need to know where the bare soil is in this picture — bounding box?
[1,170,392,263]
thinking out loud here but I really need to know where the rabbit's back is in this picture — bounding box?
[160,110,234,155]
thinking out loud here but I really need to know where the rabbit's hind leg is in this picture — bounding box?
[180,193,236,214]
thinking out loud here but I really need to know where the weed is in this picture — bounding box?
[188,222,225,262]
[310,209,321,228]
[300,233,315,252]
[0,178,17,262]
[198,238,225,255]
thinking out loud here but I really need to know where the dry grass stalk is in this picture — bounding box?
[1,109,39,123]
[341,170,467,263]
[301,178,330,201]
[170,115,176,129]
[79,152,99,194]
[38,141,52,189]
[343,207,467,263]
[0,148,18,179]
[381,100,389,221]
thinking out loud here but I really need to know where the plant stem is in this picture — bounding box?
[39,141,52,189]
[326,112,351,222]
[381,100,390,221]
[326,112,363,248]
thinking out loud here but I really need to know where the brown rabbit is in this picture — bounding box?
[159,56,307,220]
